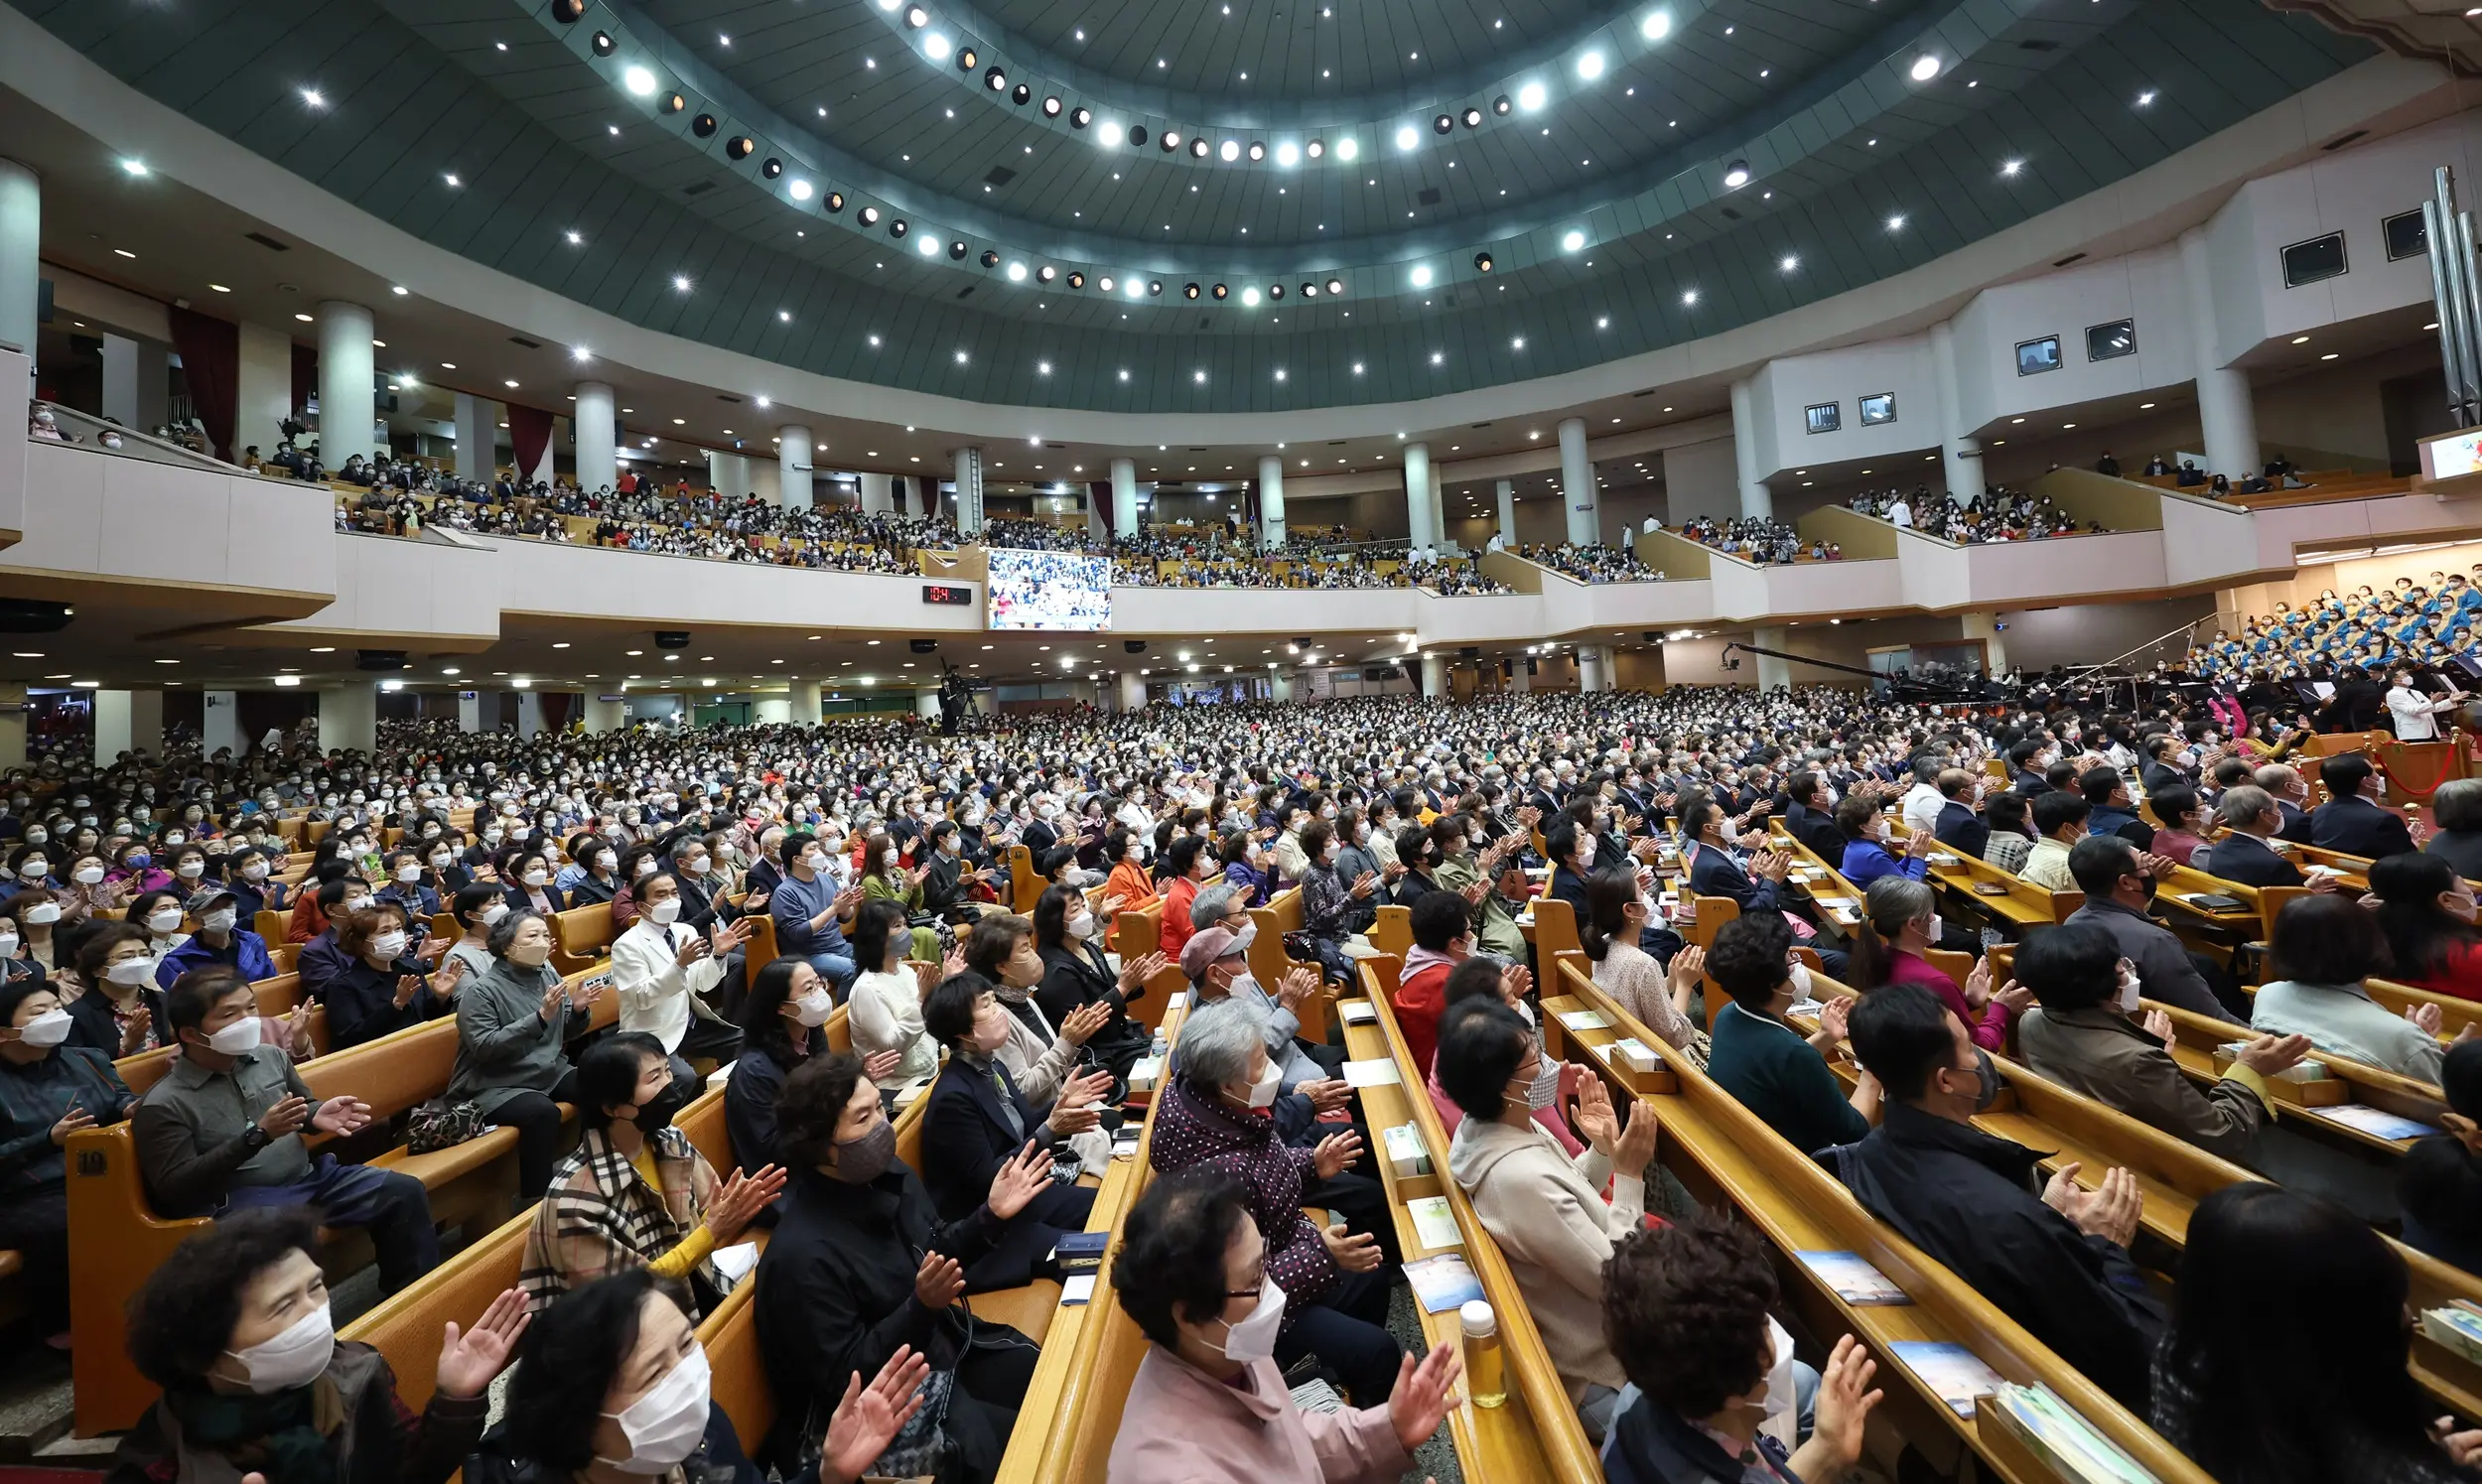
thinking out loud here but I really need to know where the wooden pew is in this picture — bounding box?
[1543,960,2220,1484]
[1106,901,1185,1033]
[1008,844,1041,915]
[1245,886,1330,1039]
[1887,819,2082,927]
[2147,998,2446,1160]
[551,902,618,975]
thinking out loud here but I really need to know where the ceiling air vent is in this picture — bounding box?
[2052,252,2088,268]
[244,231,292,252]
[682,180,717,197]
[716,393,744,403]
[1047,442,1066,449]
[1720,205,1741,220]
[956,286,975,300]
[1469,421,1493,428]
[507,335,542,349]
[2017,37,2060,52]
[2322,130,2368,152]
[1418,187,1443,205]
[984,166,1017,186]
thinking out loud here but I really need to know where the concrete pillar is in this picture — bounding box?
[202,689,242,757]
[454,392,492,481]
[583,695,624,733]
[316,300,377,466]
[316,684,374,754]
[1578,647,1606,694]
[457,689,483,732]
[0,682,23,770]
[237,324,295,464]
[1558,418,1597,546]
[953,447,985,534]
[914,689,942,721]
[1257,456,1287,546]
[0,160,36,382]
[1930,321,1984,505]
[1728,378,1772,520]
[1403,444,1435,550]
[755,693,792,725]
[1506,659,1530,695]
[777,424,814,510]
[1429,465,1448,551]
[706,450,753,497]
[1421,653,1448,699]
[2181,227,2261,478]
[1119,671,1147,710]
[1495,479,1517,546]
[100,335,168,432]
[1271,670,1295,703]
[515,691,544,738]
[93,689,164,763]
[573,381,617,494]
[1752,626,1792,691]
[1110,458,1140,534]
[1959,611,2010,677]
[789,678,822,725]
[858,472,894,515]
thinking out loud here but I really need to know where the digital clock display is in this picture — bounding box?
[921,584,975,606]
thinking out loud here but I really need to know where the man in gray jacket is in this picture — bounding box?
[2013,924,2307,1165]
[2062,835,2247,1024]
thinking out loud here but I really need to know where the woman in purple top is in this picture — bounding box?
[1848,877,2026,1051]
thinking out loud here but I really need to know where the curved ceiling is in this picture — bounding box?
[9,0,2374,414]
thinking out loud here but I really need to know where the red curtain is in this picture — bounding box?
[165,307,238,463]
[290,342,317,419]
[1090,480,1113,537]
[508,404,554,484]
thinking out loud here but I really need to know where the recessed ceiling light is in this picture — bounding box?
[1909,55,1941,82]
[1561,228,1586,252]
[1410,264,1434,287]
[119,158,148,176]
[2000,159,2022,177]
[1886,213,1906,231]
[1517,80,1547,111]
[1723,161,1750,189]
[301,87,325,107]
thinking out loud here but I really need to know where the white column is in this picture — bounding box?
[453,392,492,481]
[789,678,822,725]
[1429,465,1448,551]
[755,693,792,725]
[1495,479,1517,545]
[100,335,167,431]
[914,689,942,721]
[1257,456,1287,546]
[1728,378,1773,520]
[1506,659,1530,694]
[1403,443,1435,550]
[1959,611,2010,677]
[202,689,242,757]
[0,160,37,383]
[777,424,814,510]
[573,381,617,494]
[236,324,294,464]
[316,300,377,466]
[515,691,544,738]
[1752,626,1792,691]
[1270,670,1295,702]
[1558,417,1597,545]
[705,450,752,496]
[1420,653,1448,698]
[317,684,374,754]
[1110,458,1140,534]
[857,472,894,515]
[1930,321,1983,504]
[583,695,624,733]
[953,447,985,534]
[2181,227,2261,478]
[1578,647,1606,694]
[0,683,25,770]
[1118,671,1147,710]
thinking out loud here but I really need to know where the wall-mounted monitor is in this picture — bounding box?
[2385,208,2429,262]
[986,548,1112,631]
[2281,231,2348,288]
[1804,402,1842,435]
[2015,336,2062,376]
[1858,393,1896,426]
[2086,320,2135,361]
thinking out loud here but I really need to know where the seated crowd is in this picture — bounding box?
[2102,449,2312,497]
[1848,483,2104,543]
[9,676,2482,1484]
[1511,540,1669,584]
[1675,514,1807,565]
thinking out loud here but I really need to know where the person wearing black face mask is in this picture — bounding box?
[516,1032,786,1316]
[1824,982,2165,1415]
[755,1051,1056,1483]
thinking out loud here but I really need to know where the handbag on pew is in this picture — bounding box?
[798,1365,955,1484]
[405,1096,485,1153]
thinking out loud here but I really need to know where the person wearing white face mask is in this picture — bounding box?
[1107,1166,1461,1484]
[133,967,438,1287]
[323,903,468,1051]
[1702,913,1880,1158]
[117,1208,523,1484]
[2015,923,2304,1165]
[451,911,612,1201]
[0,980,136,1342]
[375,849,443,918]
[612,872,753,1094]
[155,884,281,990]
[68,922,175,1057]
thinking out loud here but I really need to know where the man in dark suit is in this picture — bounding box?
[2254,762,2315,844]
[1932,769,1992,861]
[1781,770,1848,868]
[2138,737,2191,796]
[2320,664,2388,734]
[1681,798,1788,916]
[2309,751,2416,859]
[2006,739,2051,796]
[2080,766,2156,850]
[2195,786,2306,888]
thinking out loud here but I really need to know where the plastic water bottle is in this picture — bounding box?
[1460,1300,1506,1409]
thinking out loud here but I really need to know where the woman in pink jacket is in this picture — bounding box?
[1105,1167,1460,1484]
[1849,877,2026,1052]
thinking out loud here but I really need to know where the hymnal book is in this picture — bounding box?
[1059,1275,1096,1306]
[1338,999,1378,1024]
[1558,1009,1610,1031]
[1794,1251,1910,1305]
[1342,1057,1403,1088]
[2422,1303,2482,1365]
[1407,1195,1463,1250]
[1889,1342,2006,1418]
[2307,1104,2439,1142]
[1405,1254,1485,1314]
[1381,1123,1433,1177]
[1051,1232,1108,1273]
[1984,1384,2158,1484]
[1612,1037,1665,1073]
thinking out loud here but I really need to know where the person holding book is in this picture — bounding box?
[2152,1182,2482,1484]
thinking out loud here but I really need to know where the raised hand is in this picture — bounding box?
[430,954,470,999]
[1277,965,1318,1012]
[1117,950,1168,991]
[1963,955,1994,1011]
[1816,995,1852,1044]
[1572,1072,1618,1154]
[987,1141,1054,1219]
[862,1049,903,1083]
[707,1164,789,1243]
[1319,1222,1383,1272]
[117,1005,153,1057]
[673,932,711,968]
[2411,1002,2447,1037]
[2237,1032,2312,1076]
[257,1094,312,1139]
[436,1287,530,1400]
[1612,1097,1660,1171]
[821,1346,931,1484]
[940,947,968,980]
[1791,1336,1883,1478]
[50,1104,95,1147]
[1664,945,1706,998]
[1990,981,2034,1015]
[1060,999,1117,1046]
[1386,1343,1465,1452]
[2142,1008,2176,1051]
[1296,1077,1351,1115]
[1312,1130,1364,1178]
[911,1251,966,1309]
[538,977,570,1023]
[1500,962,1534,1005]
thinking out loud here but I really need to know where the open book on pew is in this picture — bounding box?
[1793,1250,1911,1305]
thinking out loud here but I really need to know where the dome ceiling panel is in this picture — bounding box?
[1,0,2379,413]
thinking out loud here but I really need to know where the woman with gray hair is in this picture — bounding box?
[1148,997,1404,1405]
[448,909,610,1200]
[1848,874,2025,1053]
[2430,777,2482,881]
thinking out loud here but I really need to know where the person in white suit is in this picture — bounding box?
[611,870,754,1091]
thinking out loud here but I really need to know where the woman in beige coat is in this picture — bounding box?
[1440,997,1655,1442]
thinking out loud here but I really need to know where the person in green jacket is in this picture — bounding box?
[1702,913,1880,1156]
[856,829,949,961]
